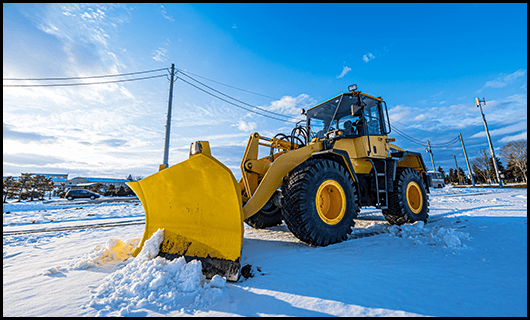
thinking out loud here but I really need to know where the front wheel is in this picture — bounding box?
[383,168,429,225]
[281,159,359,247]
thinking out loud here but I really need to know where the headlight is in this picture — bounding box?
[189,141,211,157]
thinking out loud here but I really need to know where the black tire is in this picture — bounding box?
[383,168,429,225]
[244,201,283,229]
[67,196,73,201]
[281,158,359,246]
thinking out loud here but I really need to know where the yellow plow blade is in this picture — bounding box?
[127,152,244,281]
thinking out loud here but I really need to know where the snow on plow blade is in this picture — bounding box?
[127,146,244,281]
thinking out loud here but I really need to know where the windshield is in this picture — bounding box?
[307,92,386,138]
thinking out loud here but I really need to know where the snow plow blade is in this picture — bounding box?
[127,143,244,281]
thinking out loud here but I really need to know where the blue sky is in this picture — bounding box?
[3,3,527,180]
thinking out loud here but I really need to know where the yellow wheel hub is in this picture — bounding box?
[406,181,423,214]
[316,180,346,225]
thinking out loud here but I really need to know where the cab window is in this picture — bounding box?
[365,104,381,135]
[338,114,362,136]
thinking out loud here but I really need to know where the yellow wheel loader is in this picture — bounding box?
[127,86,431,281]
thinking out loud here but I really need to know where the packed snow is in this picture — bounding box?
[3,185,527,316]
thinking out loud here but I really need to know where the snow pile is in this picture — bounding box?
[388,221,470,248]
[135,228,164,260]
[87,229,227,316]
[72,237,140,270]
[42,237,140,275]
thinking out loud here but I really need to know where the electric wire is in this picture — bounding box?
[177,71,293,120]
[391,122,460,147]
[3,74,168,87]
[176,69,289,102]
[3,68,168,81]
[176,77,298,124]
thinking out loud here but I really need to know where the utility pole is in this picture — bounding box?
[459,133,475,187]
[161,63,176,171]
[475,97,503,187]
[450,154,462,185]
[424,140,435,171]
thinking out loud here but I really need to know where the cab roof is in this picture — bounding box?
[306,92,383,121]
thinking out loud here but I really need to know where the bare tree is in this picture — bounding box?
[499,139,527,184]
[472,149,491,184]
[3,176,19,203]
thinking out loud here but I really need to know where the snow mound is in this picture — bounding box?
[87,229,227,316]
[389,221,470,248]
[136,228,164,260]
[72,237,140,270]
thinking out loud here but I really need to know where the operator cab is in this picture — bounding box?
[305,86,391,141]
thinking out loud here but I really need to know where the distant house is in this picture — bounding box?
[65,177,130,189]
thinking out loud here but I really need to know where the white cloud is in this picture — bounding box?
[499,131,527,143]
[232,23,237,29]
[470,121,528,139]
[263,94,317,116]
[362,53,375,63]
[477,69,527,92]
[152,47,167,62]
[337,66,351,79]
[160,5,174,22]
[234,121,257,132]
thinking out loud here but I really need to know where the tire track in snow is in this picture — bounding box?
[3,219,145,236]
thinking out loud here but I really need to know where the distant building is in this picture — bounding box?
[6,173,132,190]
[64,177,130,189]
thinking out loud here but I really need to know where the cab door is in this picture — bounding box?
[362,99,391,159]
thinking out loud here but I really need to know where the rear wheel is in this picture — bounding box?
[281,159,359,246]
[383,168,429,225]
[244,199,283,229]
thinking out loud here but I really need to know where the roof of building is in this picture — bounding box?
[70,177,130,183]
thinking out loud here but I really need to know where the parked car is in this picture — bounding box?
[427,171,445,188]
[65,189,101,200]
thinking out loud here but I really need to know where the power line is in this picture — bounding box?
[391,126,429,146]
[176,77,298,124]
[176,69,287,102]
[177,71,292,120]
[3,74,168,87]
[391,122,460,147]
[3,68,168,81]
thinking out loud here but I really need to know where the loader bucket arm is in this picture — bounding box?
[238,133,318,220]
[127,143,244,281]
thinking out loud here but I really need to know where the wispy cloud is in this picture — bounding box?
[233,121,257,132]
[160,5,174,22]
[262,94,317,116]
[3,123,56,143]
[32,4,130,81]
[152,47,167,62]
[337,66,351,79]
[3,153,65,166]
[362,53,375,63]
[499,131,528,143]
[470,121,527,139]
[99,138,128,147]
[477,69,527,93]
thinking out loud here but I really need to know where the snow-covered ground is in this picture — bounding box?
[3,186,527,316]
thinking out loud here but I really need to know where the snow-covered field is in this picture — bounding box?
[3,186,527,317]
